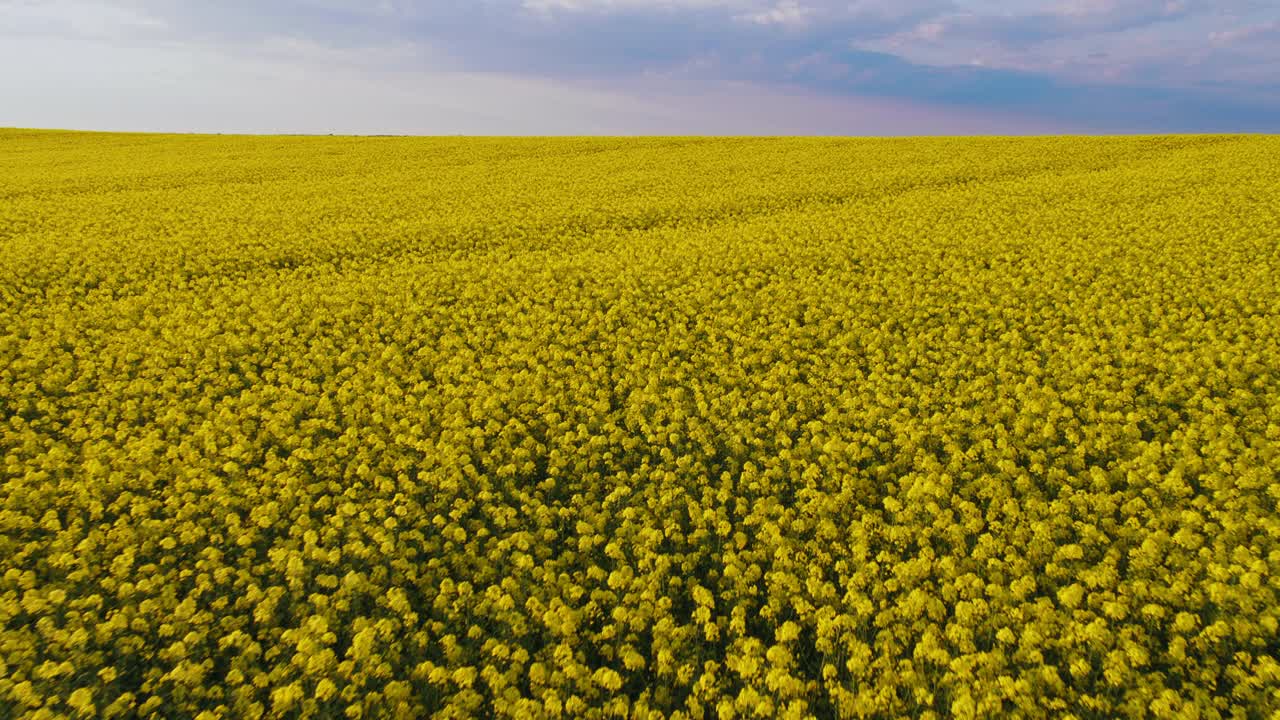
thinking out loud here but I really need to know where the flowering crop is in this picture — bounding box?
[2,129,1279,718]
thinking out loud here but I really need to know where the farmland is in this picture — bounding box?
[1,130,1279,718]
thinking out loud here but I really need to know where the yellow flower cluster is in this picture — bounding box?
[2,129,1279,718]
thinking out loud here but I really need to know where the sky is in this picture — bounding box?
[2,0,1278,134]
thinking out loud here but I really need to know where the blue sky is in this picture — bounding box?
[2,0,1278,134]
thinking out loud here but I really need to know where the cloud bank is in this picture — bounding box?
[2,0,1278,134]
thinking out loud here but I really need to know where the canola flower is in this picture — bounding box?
[1,129,1279,718]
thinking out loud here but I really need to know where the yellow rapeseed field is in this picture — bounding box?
[1,129,1279,719]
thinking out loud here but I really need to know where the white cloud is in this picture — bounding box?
[738,0,811,27]
[856,0,1280,87]
[0,31,673,134]
[0,23,1070,134]
[0,0,167,39]
[1,0,1275,132]
[1209,20,1279,46]
[522,0,748,11]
